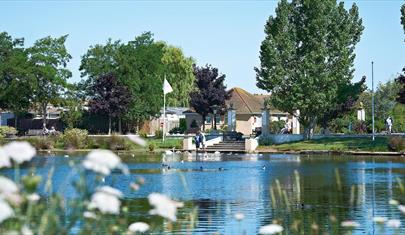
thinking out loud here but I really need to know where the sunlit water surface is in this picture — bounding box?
[3,153,405,234]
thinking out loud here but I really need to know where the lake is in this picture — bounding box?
[2,152,405,234]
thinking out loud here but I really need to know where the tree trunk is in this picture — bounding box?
[303,118,316,140]
[42,103,47,129]
[118,118,122,134]
[202,115,206,131]
[214,114,217,130]
[108,116,112,135]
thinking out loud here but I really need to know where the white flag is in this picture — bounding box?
[163,78,173,94]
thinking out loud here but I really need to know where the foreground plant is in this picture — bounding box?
[0,141,191,234]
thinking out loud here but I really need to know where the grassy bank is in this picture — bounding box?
[258,137,393,152]
[0,135,182,152]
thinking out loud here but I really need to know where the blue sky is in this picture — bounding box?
[1,0,404,93]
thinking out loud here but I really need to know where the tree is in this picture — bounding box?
[28,35,72,128]
[255,0,363,139]
[190,64,230,131]
[401,3,405,35]
[88,73,131,135]
[160,43,195,107]
[60,84,83,129]
[397,68,405,104]
[0,32,34,128]
[318,76,366,131]
[117,32,165,129]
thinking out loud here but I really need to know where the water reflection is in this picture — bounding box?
[2,153,405,234]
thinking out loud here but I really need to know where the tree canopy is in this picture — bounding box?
[189,64,229,130]
[0,32,34,121]
[28,35,72,127]
[80,32,195,131]
[255,0,364,139]
[88,73,131,134]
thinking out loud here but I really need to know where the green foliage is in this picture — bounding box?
[28,35,72,127]
[179,118,187,133]
[255,0,364,139]
[0,32,34,118]
[269,120,285,134]
[0,126,17,138]
[148,141,156,152]
[61,128,88,149]
[401,4,405,35]
[190,119,198,128]
[32,137,55,150]
[155,129,163,139]
[388,136,405,151]
[392,104,405,132]
[138,130,148,138]
[161,43,196,107]
[60,93,83,129]
[353,120,367,134]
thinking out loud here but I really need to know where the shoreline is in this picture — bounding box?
[36,148,405,157]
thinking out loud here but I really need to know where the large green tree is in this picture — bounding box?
[0,32,34,128]
[80,32,195,131]
[255,0,364,139]
[160,43,195,107]
[28,35,72,128]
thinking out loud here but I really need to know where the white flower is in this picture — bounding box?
[128,222,150,233]
[83,211,96,219]
[341,221,360,228]
[21,225,33,235]
[0,198,14,223]
[148,193,184,221]
[26,193,40,202]
[398,205,405,214]
[127,135,147,147]
[0,176,18,196]
[258,224,284,234]
[0,148,11,168]
[234,212,245,221]
[88,186,122,214]
[373,217,387,223]
[389,199,399,205]
[83,150,126,175]
[387,219,401,228]
[3,141,36,164]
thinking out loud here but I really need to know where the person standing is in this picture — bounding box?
[199,131,206,150]
[195,131,200,149]
[386,116,393,134]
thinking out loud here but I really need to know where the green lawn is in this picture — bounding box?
[259,137,390,152]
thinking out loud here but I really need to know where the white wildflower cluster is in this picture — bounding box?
[83,149,128,175]
[148,193,184,221]
[258,224,284,234]
[0,141,36,168]
[88,186,123,214]
[128,222,150,233]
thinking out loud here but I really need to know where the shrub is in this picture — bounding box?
[353,121,367,134]
[155,130,163,139]
[109,134,126,150]
[269,120,285,134]
[169,127,182,134]
[148,142,156,152]
[61,128,88,149]
[28,137,55,150]
[388,136,405,152]
[0,126,17,138]
[190,119,198,128]
[138,130,148,138]
[179,118,187,133]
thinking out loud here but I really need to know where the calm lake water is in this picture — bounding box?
[3,152,405,234]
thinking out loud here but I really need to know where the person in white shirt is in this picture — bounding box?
[386,116,393,134]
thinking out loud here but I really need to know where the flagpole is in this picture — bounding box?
[163,75,166,142]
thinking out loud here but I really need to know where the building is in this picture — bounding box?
[183,87,298,135]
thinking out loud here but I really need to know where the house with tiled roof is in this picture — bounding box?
[183,87,297,135]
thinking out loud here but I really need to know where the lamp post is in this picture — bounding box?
[372,61,375,141]
[210,105,219,130]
